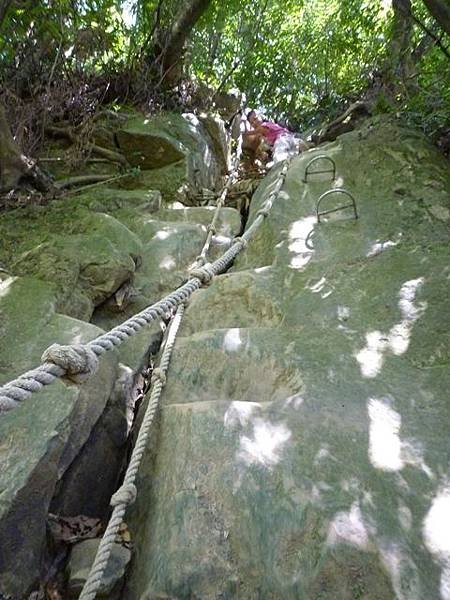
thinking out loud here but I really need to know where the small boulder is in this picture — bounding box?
[67,538,131,598]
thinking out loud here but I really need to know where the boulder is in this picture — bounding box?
[116,112,226,202]
[92,205,241,326]
[0,276,120,598]
[123,118,450,599]
[198,113,231,175]
[11,212,142,320]
[67,538,131,598]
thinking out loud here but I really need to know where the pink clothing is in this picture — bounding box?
[261,121,290,145]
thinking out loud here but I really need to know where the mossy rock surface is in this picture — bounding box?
[116,112,225,199]
[0,276,119,598]
[123,118,450,599]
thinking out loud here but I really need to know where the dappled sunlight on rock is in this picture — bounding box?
[327,502,370,550]
[0,276,16,299]
[356,277,427,377]
[356,331,386,378]
[337,305,350,320]
[159,256,176,270]
[237,418,291,469]
[367,237,400,257]
[423,483,450,600]
[69,333,86,345]
[367,397,433,476]
[368,397,403,471]
[290,253,313,269]
[288,216,316,253]
[223,328,242,352]
[212,234,231,246]
[223,401,261,428]
[314,444,333,465]
[399,277,426,320]
[441,569,450,600]
[379,541,421,600]
[400,439,433,478]
[288,216,316,271]
[283,393,304,409]
[153,229,171,240]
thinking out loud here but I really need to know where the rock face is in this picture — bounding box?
[117,112,228,202]
[0,276,121,597]
[123,119,450,599]
[1,111,449,599]
[0,111,241,598]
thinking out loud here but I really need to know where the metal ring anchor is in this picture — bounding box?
[303,155,336,183]
[316,188,358,223]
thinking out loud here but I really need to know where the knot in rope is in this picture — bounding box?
[207,224,217,235]
[41,344,99,384]
[189,263,215,285]
[233,236,248,248]
[152,367,167,386]
[194,255,206,266]
[110,482,137,507]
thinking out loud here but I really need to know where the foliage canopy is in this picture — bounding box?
[0,0,449,140]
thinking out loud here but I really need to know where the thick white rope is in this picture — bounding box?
[79,157,291,599]
[78,304,185,600]
[0,158,290,413]
[193,133,243,268]
[66,156,292,600]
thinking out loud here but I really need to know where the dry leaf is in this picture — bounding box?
[47,513,103,544]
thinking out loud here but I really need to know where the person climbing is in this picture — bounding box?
[243,109,297,164]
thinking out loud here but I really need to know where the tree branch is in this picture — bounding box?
[410,4,450,59]
[159,0,212,82]
[422,0,450,37]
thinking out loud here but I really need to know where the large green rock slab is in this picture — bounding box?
[125,398,395,599]
[124,119,450,599]
[10,211,142,320]
[116,112,226,200]
[116,115,186,169]
[92,205,241,326]
[0,276,120,598]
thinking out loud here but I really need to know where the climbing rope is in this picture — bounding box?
[0,158,290,413]
[78,156,291,598]
[79,132,245,597]
[193,133,243,267]
[78,303,185,600]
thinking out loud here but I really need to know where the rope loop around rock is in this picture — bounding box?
[189,262,215,285]
[233,236,248,248]
[110,483,137,507]
[41,343,99,384]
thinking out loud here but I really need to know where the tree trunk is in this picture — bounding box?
[0,104,27,191]
[158,0,211,86]
[372,0,423,103]
[422,0,450,36]
[0,103,52,193]
[386,0,415,90]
